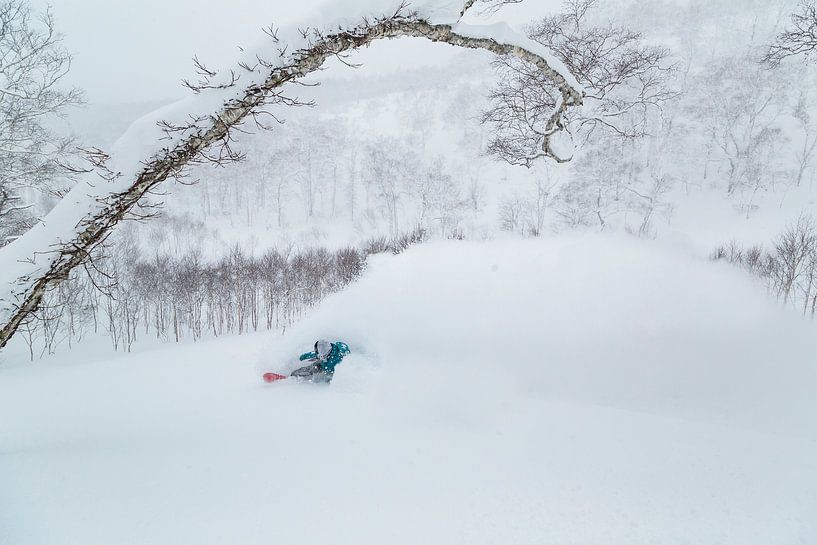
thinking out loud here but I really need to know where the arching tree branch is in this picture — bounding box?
[0,4,582,351]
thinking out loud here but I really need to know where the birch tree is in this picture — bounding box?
[0,0,583,351]
[482,0,673,166]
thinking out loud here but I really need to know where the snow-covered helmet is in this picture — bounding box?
[315,339,333,361]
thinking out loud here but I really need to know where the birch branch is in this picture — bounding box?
[0,8,582,351]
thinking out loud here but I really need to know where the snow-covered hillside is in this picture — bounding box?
[2,235,815,545]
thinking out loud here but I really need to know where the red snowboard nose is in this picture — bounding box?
[263,372,287,383]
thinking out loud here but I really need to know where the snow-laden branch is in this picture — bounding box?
[0,0,583,351]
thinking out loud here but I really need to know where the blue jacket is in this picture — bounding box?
[299,341,350,374]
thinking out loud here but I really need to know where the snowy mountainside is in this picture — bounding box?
[1,235,815,545]
[38,0,817,265]
[128,49,507,257]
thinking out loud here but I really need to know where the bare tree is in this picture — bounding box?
[482,0,675,166]
[713,216,817,314]
[363,142,414,240]
[774,215,817,304]
[623,173,674,237]
[696,53,788,198]
[791,85,817,187]
[0,0,82,244]
[414,157,463,237]
[499,170,556,236]
[764,1,817,66]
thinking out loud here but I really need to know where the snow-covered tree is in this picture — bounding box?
[482,0,675,166]
[0,0,81,245]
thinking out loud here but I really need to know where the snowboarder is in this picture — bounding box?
[290,339,350,383]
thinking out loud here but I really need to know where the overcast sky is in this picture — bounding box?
[29,0,327,103]
[29,0,549,105]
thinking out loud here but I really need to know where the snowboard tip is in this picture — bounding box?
[263,372,287,383]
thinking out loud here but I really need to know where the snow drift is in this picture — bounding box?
[1,235,816,545]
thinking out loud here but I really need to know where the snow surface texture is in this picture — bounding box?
[1,235,815,545]
[0,0,580,325]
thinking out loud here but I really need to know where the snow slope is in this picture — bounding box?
[1,235,816,545]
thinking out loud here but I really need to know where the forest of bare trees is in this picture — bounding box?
[712,216,817,317]
[16,226,429,359]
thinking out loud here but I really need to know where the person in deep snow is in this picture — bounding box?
[291,339,350,383]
